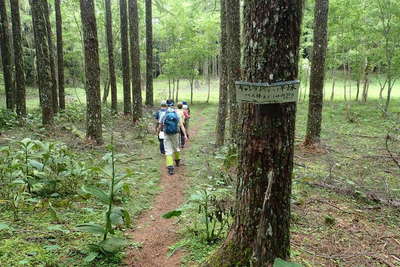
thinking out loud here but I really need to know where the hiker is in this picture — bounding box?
[182,101,190,135]
[154,101,168,154]
[176,103,186,148]
[158,102,188,175]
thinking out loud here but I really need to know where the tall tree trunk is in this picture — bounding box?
[362,58,369,103]
[305,0,329,147]
[168,79,171,99]
[172,78,175,100]
[175,79,179,103]
[206,59,211,104]
[190,78,194,104]
[0,0,14,110]
[129,0,142,121]
[330,69,336,102]
[145,0,153,106]
[55,0,65,110]
[30,0,54,125]
[384,78,393,113]
[226,0,240,140]
[10,0,26,116]
[43,1,58,113]
[215,0,228,147]
[343,63,348,102]
[80,0,103,144]
[303,66,309,101]
[207,0,303,265]
[105,0,118,112]
[102,77,110,104]
[120,0,131,114]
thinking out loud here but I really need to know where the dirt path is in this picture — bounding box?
[124,115,204,267]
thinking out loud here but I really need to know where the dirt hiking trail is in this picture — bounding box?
[124,113,205,267]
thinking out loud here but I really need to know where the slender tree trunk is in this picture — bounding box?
[207,0,303,265]
[145,0,153,106]
[343,63,348,102]
[190,78,194,104]
[120,0,131,114]
[80,0,103,144]
[102,77,110,104]
[168,79,171,99]
[30,0,54,125]
[362,58,369,103]
[10,0,26,116]
[43,1,58,113]
[55,0,65,110]
[175,79,179,103]
[206,59,211,104]
[105,0,118,113]
[226,0,240,140]
[172,78,175,100]
[305,0,329,146]
[303,66,309,101]
[0,0,14,110]
[215,0,228,147]
[385,78,393,113]
[330,70,336,102]
[129,0,142,121]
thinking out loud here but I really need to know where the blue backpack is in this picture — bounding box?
[163,111,179,135]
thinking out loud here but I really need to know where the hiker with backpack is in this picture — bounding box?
[158,102,188,175]
[182,101,190,135]
[154,101,168,154]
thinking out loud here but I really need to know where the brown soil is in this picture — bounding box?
[124,118,203,267]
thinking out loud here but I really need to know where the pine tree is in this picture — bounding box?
[145,0,153,106]
[0,0,14,110]
[30,0,54,125]
[10,0,26,116]
[208,0,303,265]
[129,0,142,121]
[305,0,329,147]
[105,0,118,112]
[80,0,103,144]
[120,0,131,114]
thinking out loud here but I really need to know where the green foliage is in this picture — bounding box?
[76,134,130,263]
[273,258,303,267]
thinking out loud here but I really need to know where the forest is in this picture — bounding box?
[0,0,399,266]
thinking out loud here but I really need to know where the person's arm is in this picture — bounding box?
[180,119,188,140]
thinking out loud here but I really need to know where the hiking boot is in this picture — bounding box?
[167,166,174,175]
[175,159,180,167]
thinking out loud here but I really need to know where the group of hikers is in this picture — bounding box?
[154,99,191,175]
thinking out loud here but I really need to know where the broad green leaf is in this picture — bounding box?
[100,237,126,253]
[162,210,182,219]
[81,185,109,205]
[0,223,12,231]
[76,223,106,235]
[84,251,99,263]
[29,159,44,170]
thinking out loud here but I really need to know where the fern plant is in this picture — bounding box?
[76,134,131,263]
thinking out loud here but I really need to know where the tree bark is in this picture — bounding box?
[361,58,369,103]
[330,70,335,102]
[80,0,103,144]
[10,0,26,116]
[129,0,142,121]
[30,0,54,125]
[226,0,240,141]
[0,0,14,110]
[55,0,65,110]
[207,0,303,265]
[175,79,179,103]
[145,0,153,106]
[120,0,131,114]
[105,0,118,113]
[215,0,228,147]
[304,0,329,147]
[43,1,58,113]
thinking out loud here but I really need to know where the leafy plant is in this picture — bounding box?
[76,134,131,263]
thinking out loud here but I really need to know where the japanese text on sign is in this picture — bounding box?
[235,80,300,104]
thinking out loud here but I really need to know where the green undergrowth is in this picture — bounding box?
[0,104,161,266]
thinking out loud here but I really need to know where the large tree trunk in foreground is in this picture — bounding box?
[129,0,142,122]
[55,0,65,110]
[10,0,26,116]
[80,0,103,144]
[31,0,54,125]
[0,0,14,110]
[120,0,131,114]
[43,1,59,113]
[145,0,153,106]
[226,0,241,141]
[215,0,228,147]
[304,0,329,147]
[105,0,118,113]
[207,0,303,265]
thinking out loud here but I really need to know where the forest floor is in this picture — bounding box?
[0,84,399,266]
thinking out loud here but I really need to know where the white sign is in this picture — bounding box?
[236,80,300,104]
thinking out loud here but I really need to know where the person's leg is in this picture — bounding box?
[169,133,181,167]
[164,135,174,175]
[180,130,185,148]
[159,137,165,154]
